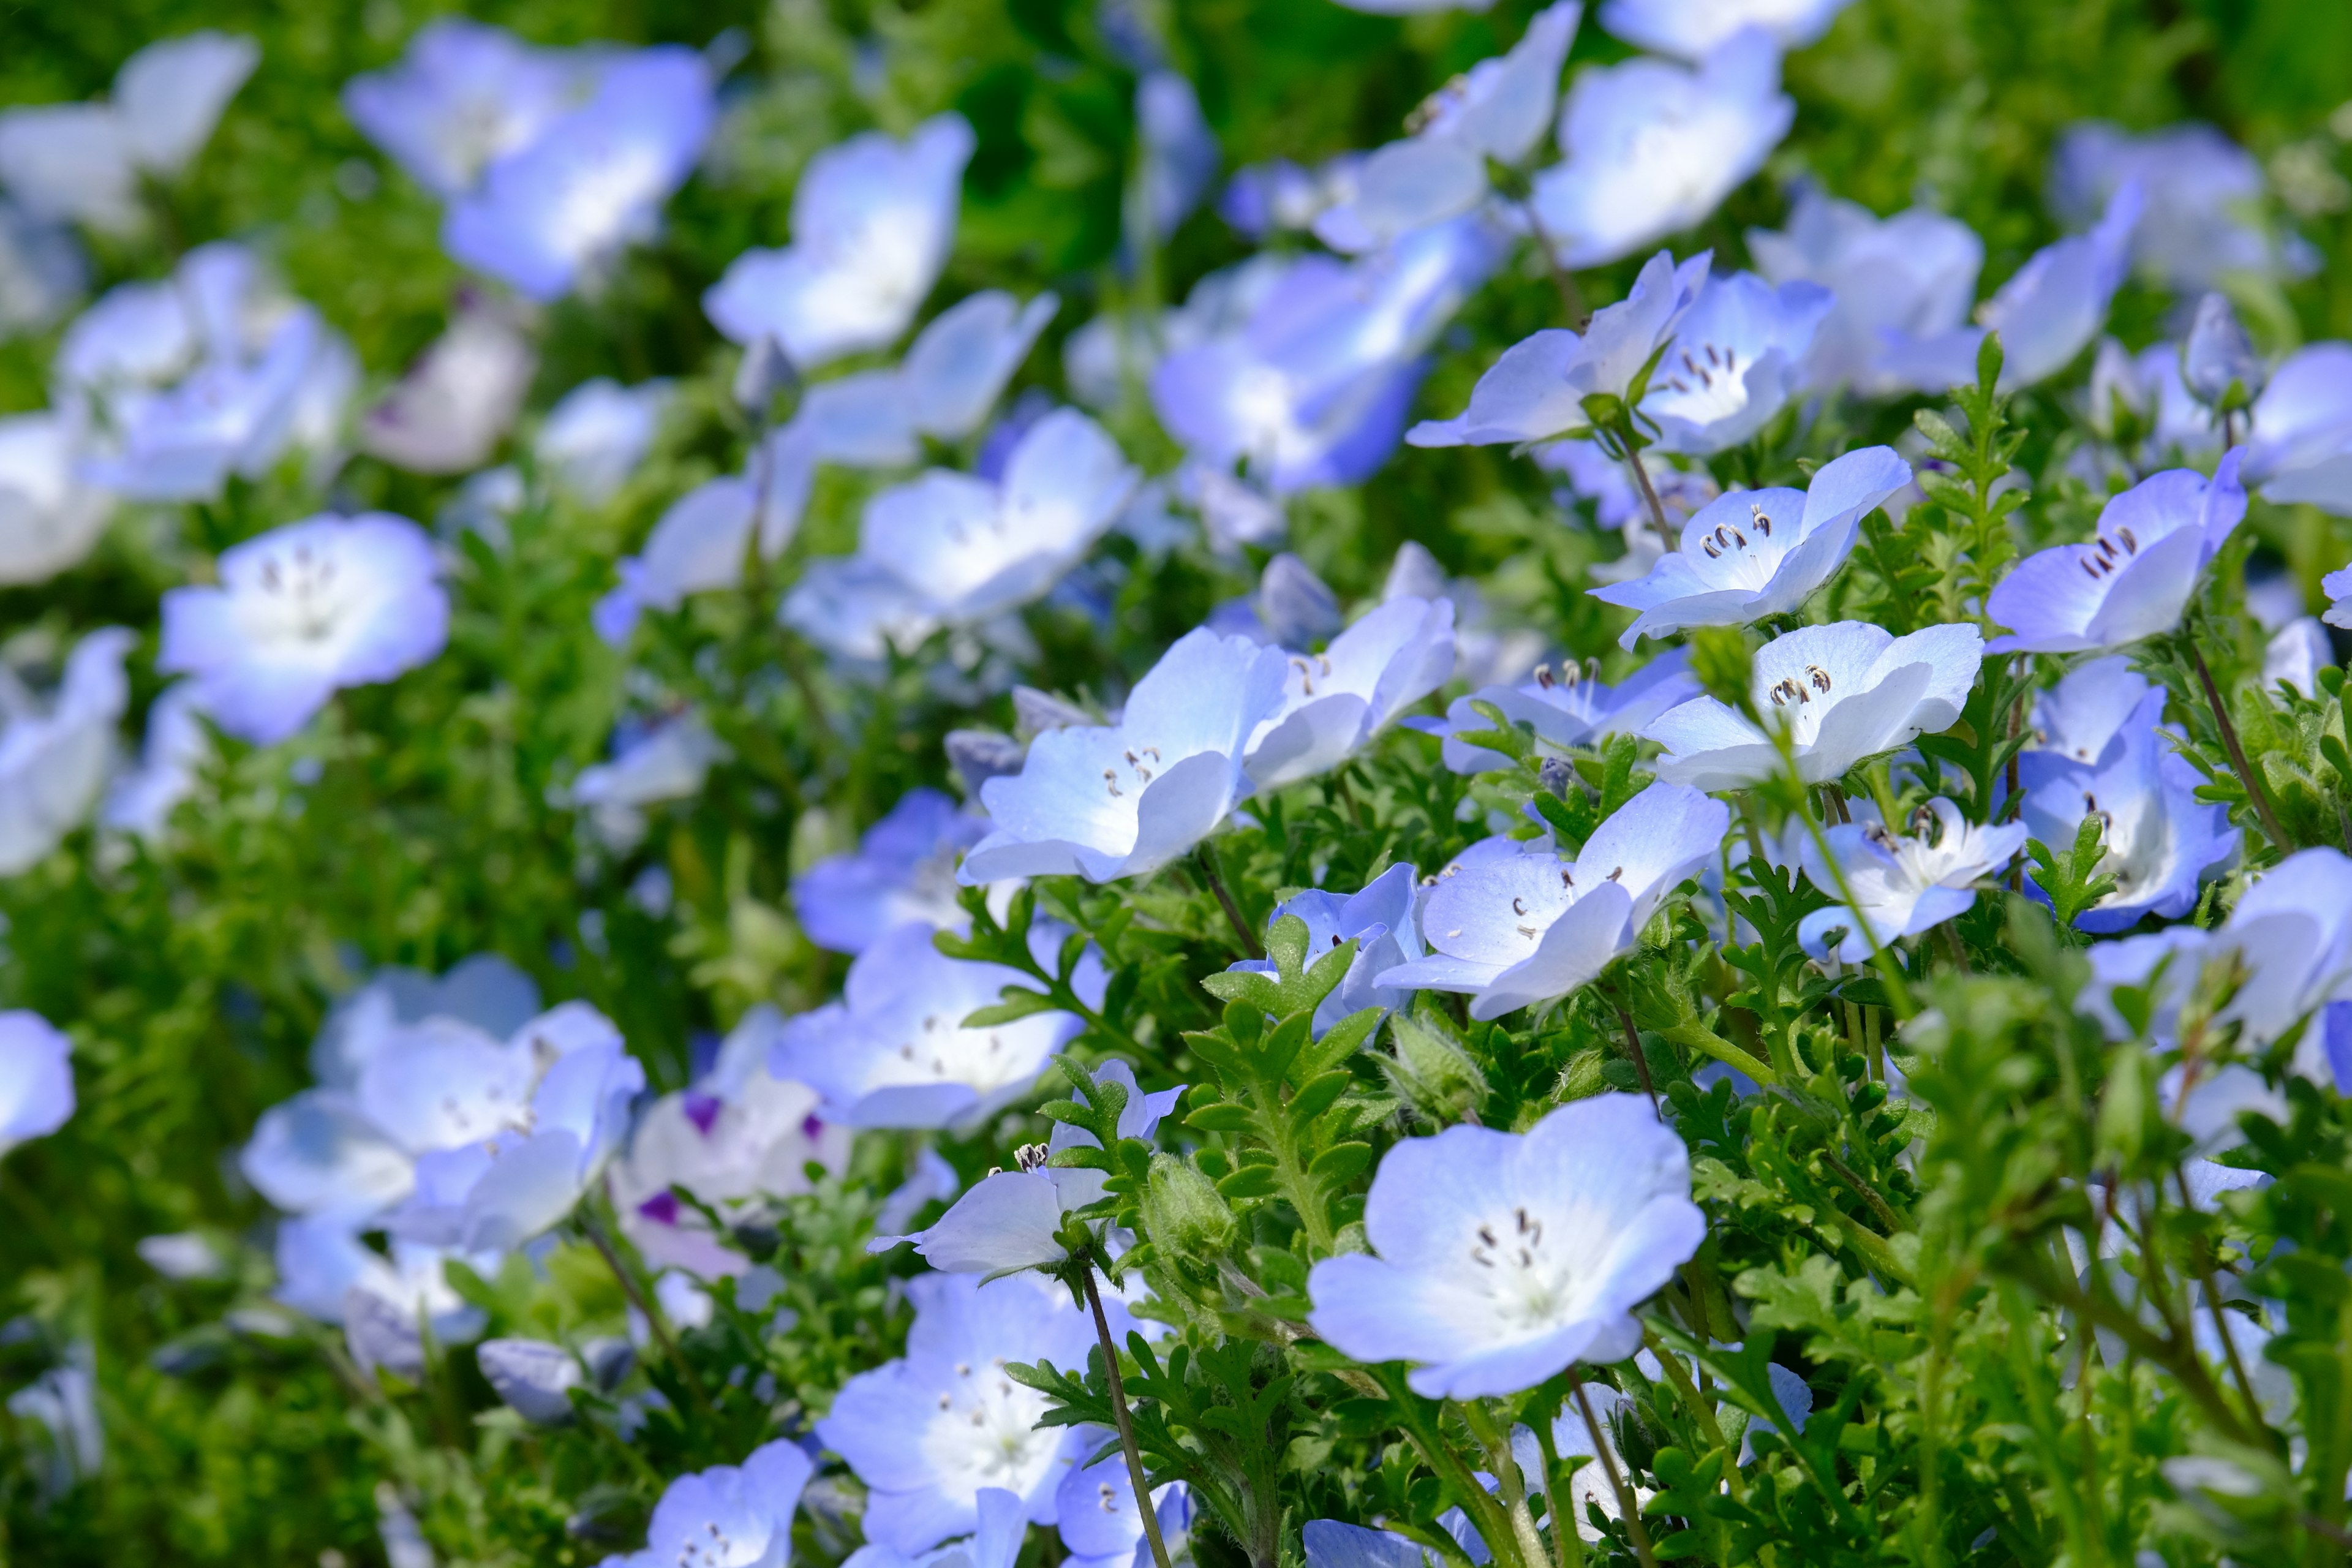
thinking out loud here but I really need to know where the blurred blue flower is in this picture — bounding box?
[158,513,447,746]
[1155,216,1506,491]
[2245,343,2352,516]
[1590,444,1910,645]
[1243,596,1457,791]
[358,292,537,475]
[794,788,990,955]
[598,1439,814,1568]
[2084,337,2219,469]
[1600,0,1853,56]
[101,680,209,841]
[705,114,975,368]
[2051,121,2308,292]
[1644,620,1984,789]
[769,921,1085,1130]
[959,627,1289,883]
[1219,155,1362,242]
[0,1011,74,1156]
[1306,1092,1706,1396]
[444,48,716,302]
[1527,31,1792,269]
[1412,646,1700,772]
[536,377,673,503]
[1131,70,1219,245]
[1231,862,1427,1035]
[1057,1442,1192,1568]
[1795,798,2027,962]
[2181,292,2264,408]
[343,20,581,200]
[1747,187,1984,396]
[1986,453,2245,653]
[567,711,727,851]
[0,625,130,875]
[817,1272,1107,1551]
[1377,782,1726,1019]
[0,200,88,341]
[593,476,760,643]
[1882,182,2143,392]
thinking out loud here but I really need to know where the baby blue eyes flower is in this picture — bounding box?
[0,31,257,236]
[817,1271,1107,1552]
[1795,799,2027,963]
[1057,1445,1191,1568]
[1526,31,1793,270]
[1746,188,1984,396]
[443,48,717,303]
[705,114,976,370]
[1305,1091,1706,1397]
[794,788,990,956]
[1244,597,1458,791]
[0,626,130,875]
[1644,620,1985,790]
[1985,453,2245,654]
[2181,293,2264,409]
[342,20,579,200]
[1588,444,1912,646]
[1408,248,1709,448]
[157,513,448,747]
[960,628,1289,884]
[876,1059,1182,1275]
[1637,271,1831,454]
[768,922,1086,1131]
[1412,647,1701,774]
[1377,782,1729,1020]
[2243,343,2352,516]
[358,293,538,475]
[1312,2,1581,252]
[2051,120,2302,293]
[535,377,674,503]
[1230,862,1427,1035]
[568,713,727,853]
[597,1438,814,1568]
[0,1011,74,1156]
[2018,669,2237,932]
[1600,0,1854,58]
[1131,70,1219,244]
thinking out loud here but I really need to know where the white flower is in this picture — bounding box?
[0,627,131,875]
[0,412,111,584]
[1795,798,2027,962]
[359,295,538,475]
[1244,597,1457,791]
[0,1011,75,1156]
[1643,620,1985,789]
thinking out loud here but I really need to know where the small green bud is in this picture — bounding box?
[1140,1153,1237,1268]
[1383,1012,1485,1125]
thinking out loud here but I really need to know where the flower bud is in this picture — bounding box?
[2182,292,2264,411]
[1140,1153,1237,1268]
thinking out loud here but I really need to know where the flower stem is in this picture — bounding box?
[1079,1261,1178,1568]
[1608,993,1662,1117]
[1570,1373,1659,1568]
[1195,841,1262,959]
[2183,633,2290,854]
[1621,443,1679,556]
[581,1207,718,1422]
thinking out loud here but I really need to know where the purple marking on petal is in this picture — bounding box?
[638,1191,681,1227]
[682,1092,723,1136]
[801,1113,827,1143]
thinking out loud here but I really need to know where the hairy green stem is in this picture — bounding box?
[1078,1262,1177,1568]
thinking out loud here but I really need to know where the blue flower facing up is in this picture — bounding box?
[1638,270,1832,454]
[1986,452,2245,653]
[1795,798,2028,963]
[1411,647,1701,774]
[794,788,990,956]
[817,1271,1111,1552]
[594,1438,813,1568]
[959,628,1289,884]
[342,20,582,200]
[705,115,976,370]
[1377,782,1729,1020]
[1229,862,1427,1036]
[1644,620,1984,790]
[1527,30,1793,270]
[1243,597,1458,791]
[0,1011,74,1157]
[443,47,715,302]
[1589,444,1912,646]
[1306,1092,1706,1397]
[158,512,450,746]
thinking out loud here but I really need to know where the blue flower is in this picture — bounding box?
[567,712,727,853]
[1600,0,1854,57]
[1131,70,1219,244]
[1644,620,1984,789]
[1638,270,1831,454]
[2245,344,2352,517]
[343,20,581,200]
[1057,1443,1191,1568]
[358,293,537,475]
[593,477,763,643]
[157,513,448,746]
[1795,798,2027,962]
[768,922,1086,1131]
[1747,188,1984,396]
[2018,668,2237,932]
[1155,216,1506,491]
[0,626,129,875]
[875,1060,1182,1275]
[1302,1521,1442,1568]
[101,681,208,841]
[443,48,715,302]
[1412,647,1701,774]
[1245,597,1458,791]
[2051,121,2305,293]
[1306,1092,1706,1396]
[2084,337,2220,469]
[2181,293,2264,409]
[2264,617,2335,698]
[1408,249,1709,448]
[816,1272,1108,1552]
[1881,183,2143,392]
[777,556,942,665]
[1526,31,1792,270]
[0,1011,74,1156]
[1986,453,2245,653]
[1589,445,1911,646]
[1229,863,1427,1035]
[597,1439,814,1568]
[704,115,975,369]
[960,628,1290,884]
[796,788,991,955]
[1312,2,1580,252]
[0,31,257,236]
[272,1213,486,1362]
[1377,782,1728,1020]
[0,202,86,344]
[536,377,674,503]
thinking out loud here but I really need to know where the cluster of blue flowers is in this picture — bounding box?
[3,1,2352,1563]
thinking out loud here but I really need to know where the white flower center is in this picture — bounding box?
[1460,1202,1589,1332]
[918,1356,1061,1501]
[243,543,360,646]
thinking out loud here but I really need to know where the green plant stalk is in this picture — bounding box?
[1570,1373,1657,1568]
[1077,1260,1177,1568]
[1196,840,1263,958]
[581,1207,718,1422]
[1641,1327,1736,1502]
[1460,1399,1550,1568]
[2182,629,2291,854]
[1376,1368,1529,1568]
